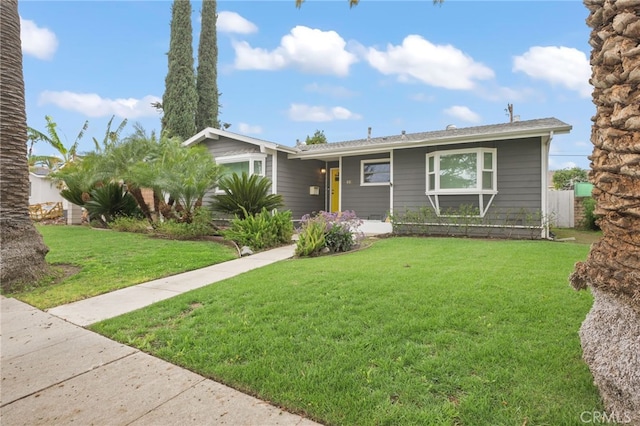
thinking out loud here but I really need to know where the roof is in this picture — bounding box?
[29,167,51,176]
[289,117,571,160]
[183,127,298,154]
[183,117,571,162]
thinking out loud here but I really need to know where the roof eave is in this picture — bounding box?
[289,124,572,160]
[182,127,298,154]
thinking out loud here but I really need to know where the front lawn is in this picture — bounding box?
[6,225,237,309]
[91,237,602,425]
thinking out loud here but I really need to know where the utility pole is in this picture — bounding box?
[506,103,514,123]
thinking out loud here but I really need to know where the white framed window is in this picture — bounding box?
[217,153,266,178]
[425,148,497,217]
[361,159,391,186]
[426,148,496,194]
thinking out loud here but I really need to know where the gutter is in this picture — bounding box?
[289,125,572,160]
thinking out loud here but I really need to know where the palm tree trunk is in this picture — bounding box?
[570,0,640,421]
[0,0,50,291]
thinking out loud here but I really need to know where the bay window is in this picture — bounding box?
[217,154,266,178]
[426,148,497,216]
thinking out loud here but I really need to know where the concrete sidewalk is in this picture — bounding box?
[48,244,296,326]
[1,244,321,426]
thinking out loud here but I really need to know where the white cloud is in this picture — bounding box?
[443,106,481,123]
[217,11,258,34]
[475,85,539,102]
[408,93,435,102]
[237,122,263,134]
[288,104,362,122]
[20,17,58,60]
[304,83,357,98]
[233,26,358,76]
[38,91,161,119]
[366,35,494,90]
[513,46,591,98]
[574,140,592,148]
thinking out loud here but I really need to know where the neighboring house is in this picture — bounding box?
[184,117,571,239]
[29,168,85,224]
[29,168,64,206]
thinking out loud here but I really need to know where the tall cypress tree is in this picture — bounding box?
[162,0,197,140]
[196,0,220,131]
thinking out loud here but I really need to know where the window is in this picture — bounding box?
[425,148,497,217]
[426,148,496,194]
[217,154,266,178]
[222,161,250,177]
[361,159,390,186]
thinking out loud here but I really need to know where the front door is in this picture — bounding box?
[330,168,340,213]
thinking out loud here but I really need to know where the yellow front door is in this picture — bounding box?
[330,168,340,213]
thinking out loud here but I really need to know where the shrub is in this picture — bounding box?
[320,210,363,252]
[110,217,150,234]
[224,208,293,250]
[295,219,326,257]
[84,182,142,226]
[581,197,600,230]
[296,210,363,256]
[155,207,216,240]
[211,172,284,219]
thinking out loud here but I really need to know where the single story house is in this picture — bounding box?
[183,117,571,239]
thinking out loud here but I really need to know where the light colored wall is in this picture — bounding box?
[29,173,64,205]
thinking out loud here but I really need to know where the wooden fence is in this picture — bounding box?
[547,190,574,228]
[29,202,63,221]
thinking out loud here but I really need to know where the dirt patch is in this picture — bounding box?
[2,263,81,295]
[54,264,82,281]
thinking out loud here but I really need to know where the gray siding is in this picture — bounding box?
[341,153,391,220]
[276,151,325,220]
[200,136,270,209]
[392,138,542,221]
[204,136,261,158]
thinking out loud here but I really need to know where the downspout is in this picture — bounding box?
[542,131,554,239]
[389,150,394,219]
[324,161,328,212]
[270,147,278,195]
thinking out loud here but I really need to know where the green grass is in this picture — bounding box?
[91,237,602,425]
[6,225,237,309]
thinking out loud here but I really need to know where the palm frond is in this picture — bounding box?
[212,172,284,219]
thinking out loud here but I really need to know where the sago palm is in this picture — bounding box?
[212,172,284,219]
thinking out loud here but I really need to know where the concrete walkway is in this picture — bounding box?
[48,244,296,326]
[1,244,322,426]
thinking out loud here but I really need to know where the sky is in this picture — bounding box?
[20,0,594,170]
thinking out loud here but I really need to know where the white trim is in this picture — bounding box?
[541,131,553,238]
[338,158,342,212]
[214,154,267,194]
[425,147,497,218]
[360,158,391,186]
[288,123,571,160]
[323,161,328,211]
[183,127,297,154]
[426,147,497,194]
[389,151,394,216]
[271,149,278,195]
[216,153,267,177]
